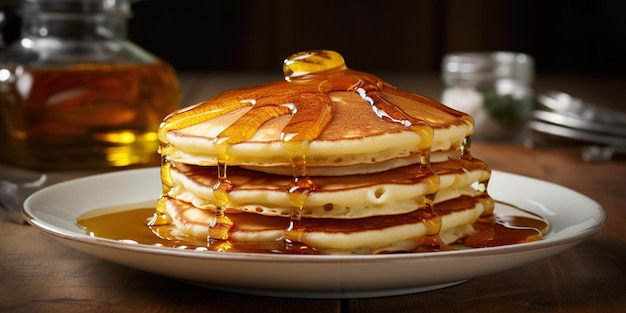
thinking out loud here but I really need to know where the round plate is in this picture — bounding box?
[22,168,606,299]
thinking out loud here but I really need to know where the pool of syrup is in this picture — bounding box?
[76,201,549,255]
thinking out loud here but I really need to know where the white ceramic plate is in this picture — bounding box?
[22,168,606,299]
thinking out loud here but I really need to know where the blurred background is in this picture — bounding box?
[1,0,625,77]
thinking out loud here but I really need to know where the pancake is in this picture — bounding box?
[159,56,473,176]
[152,50,497,255]
[167,158,491,219]
[164,194,493,255]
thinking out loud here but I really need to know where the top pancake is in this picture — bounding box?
[159,51,474,175]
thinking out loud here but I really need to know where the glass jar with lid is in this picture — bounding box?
[0,0,181,170]
[441,52,534,141]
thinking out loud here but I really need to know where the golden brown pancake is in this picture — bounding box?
[159,55,473,176]
[164,194,493,255]
[167,158,490,219]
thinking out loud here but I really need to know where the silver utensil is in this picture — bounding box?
[537,91,626,127]
[528,91,626,162]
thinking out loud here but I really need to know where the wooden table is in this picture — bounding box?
[1,73,625,312]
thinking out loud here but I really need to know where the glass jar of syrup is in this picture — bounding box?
[441,52,534,141]
[0,0,180,170]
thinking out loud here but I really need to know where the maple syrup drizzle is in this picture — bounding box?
[149,143,172,226]
[151,50,492,252]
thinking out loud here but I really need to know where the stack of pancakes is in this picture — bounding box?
[154,50,495,254]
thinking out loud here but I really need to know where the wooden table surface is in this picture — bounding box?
[1,73,625,313]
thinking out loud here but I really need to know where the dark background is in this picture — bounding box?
[1,0,625,77]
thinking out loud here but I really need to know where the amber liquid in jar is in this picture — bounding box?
[0,61,180,170]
